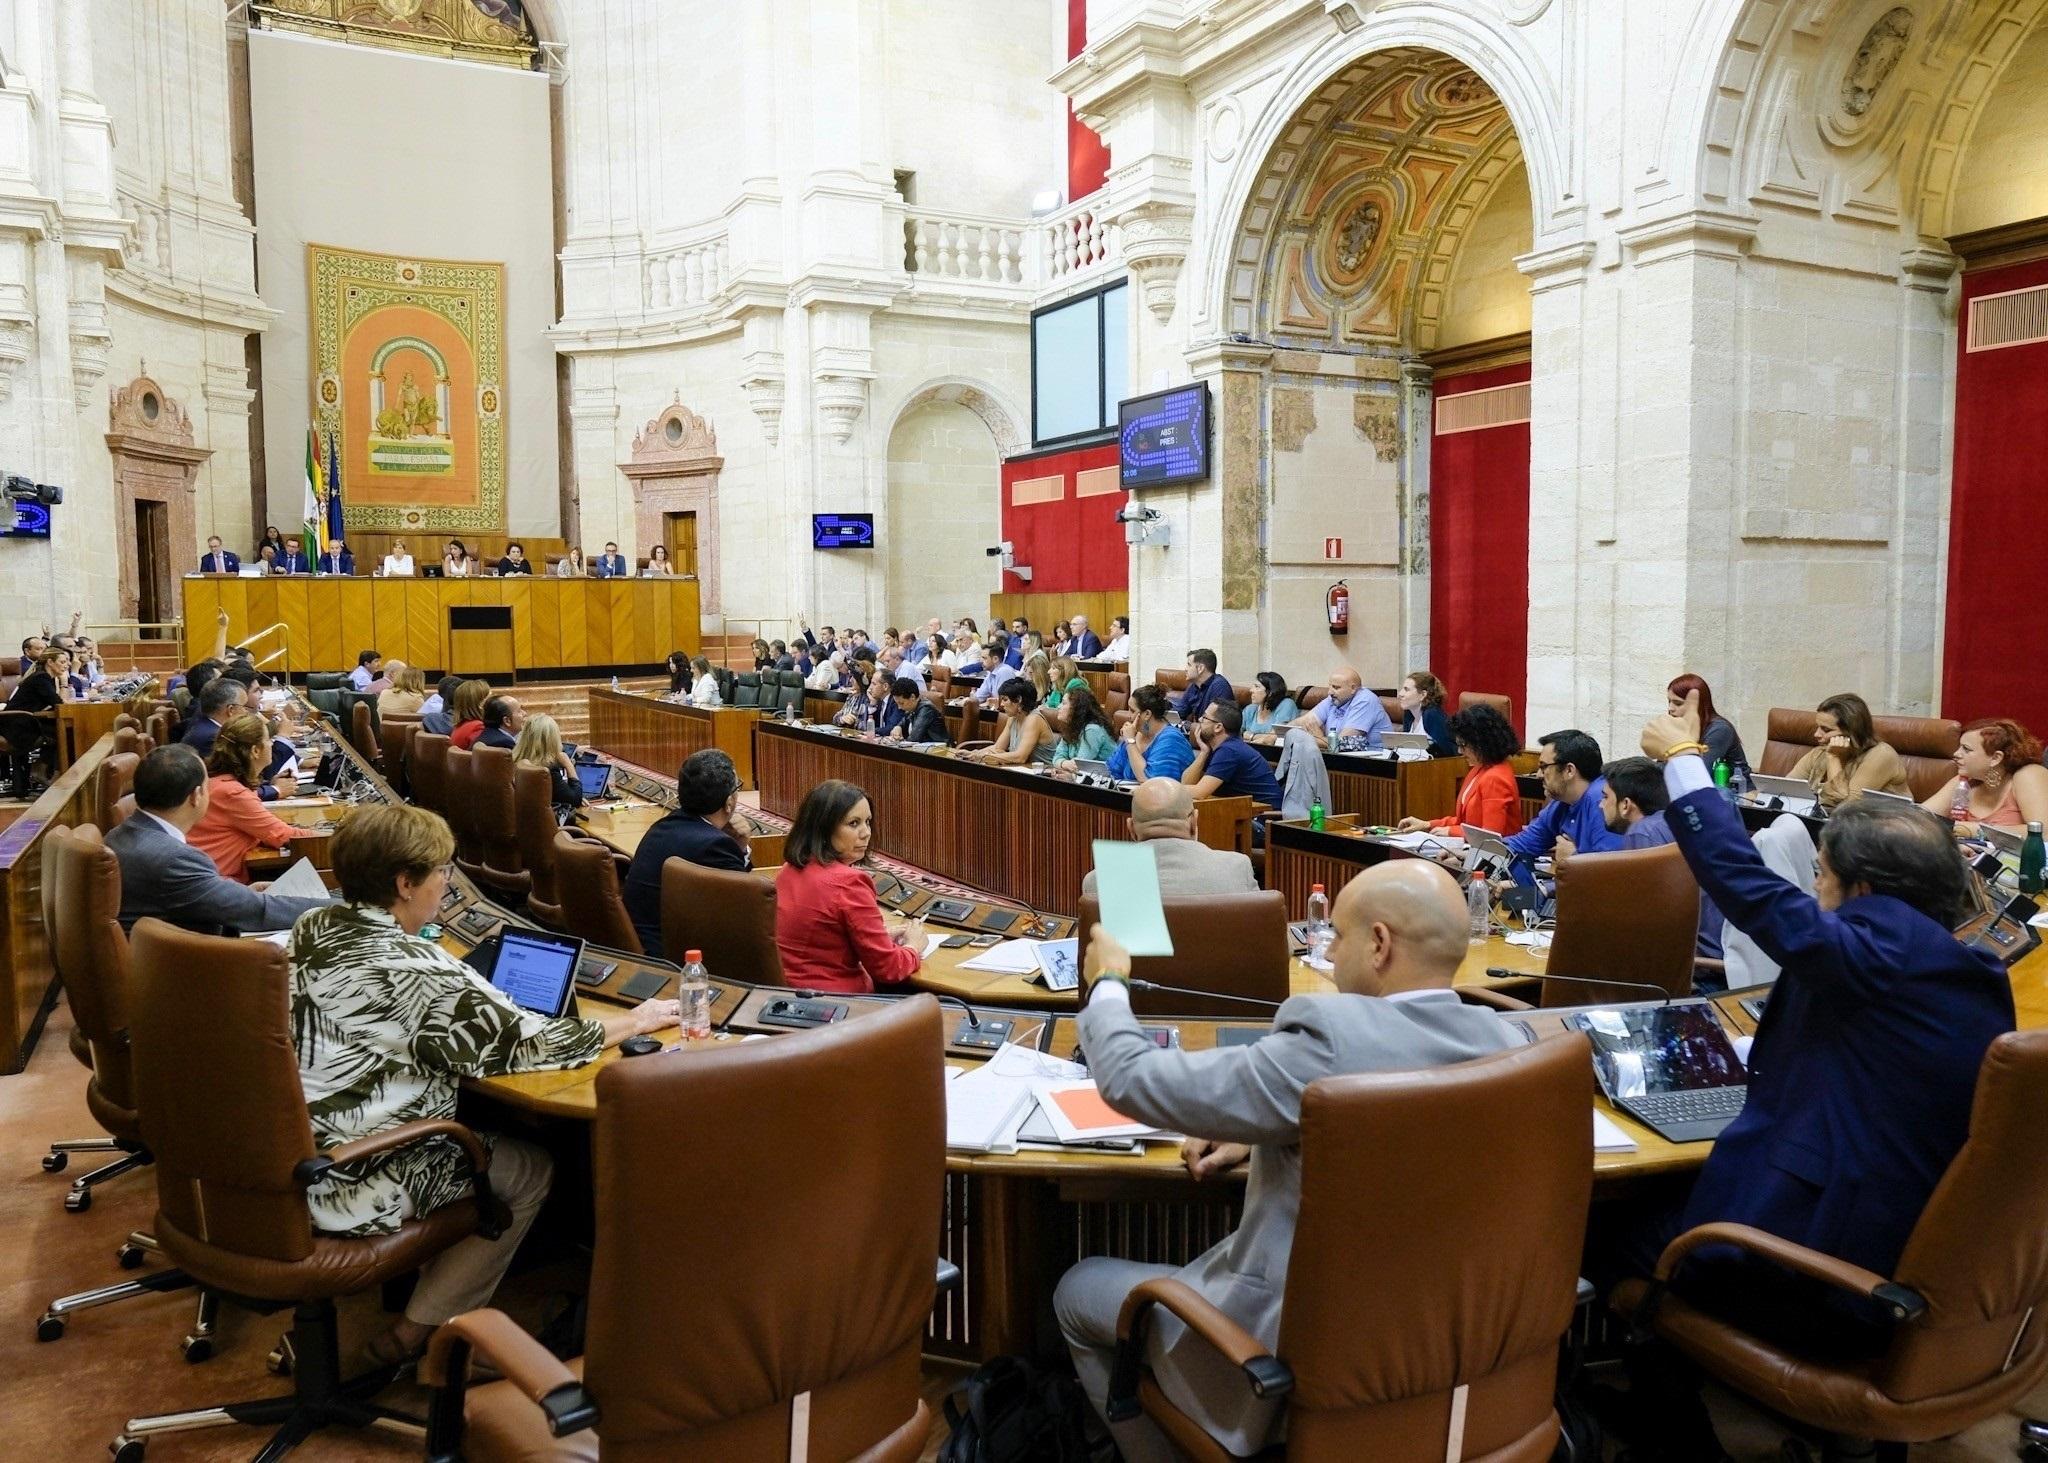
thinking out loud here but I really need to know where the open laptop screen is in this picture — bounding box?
[575,761,613,800]
[489,929,585,1018]
[1571,1005,1746,1101]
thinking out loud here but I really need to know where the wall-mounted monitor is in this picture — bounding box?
[0,500,51,538]
[1119,382,1211,489]
[812,512,875,549]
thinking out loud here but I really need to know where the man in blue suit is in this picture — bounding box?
[277,541,311,574]
[1602,692,2015,1457]
[592,542,630,578]
[318,539,355,576]
[199,536,239,574]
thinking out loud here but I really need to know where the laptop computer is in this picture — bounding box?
[1460,824,1516,873]
[1070,759,1114,780]
[1975,822,2023,857]
[1571,1003,1749,1143]
[472,928,587,1019]
[1749,773,1820,808]
[575,761,614,800]
[1381,731,1433,753]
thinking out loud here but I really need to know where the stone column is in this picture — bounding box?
[565,360,621,550]
[1399,358,1434,673]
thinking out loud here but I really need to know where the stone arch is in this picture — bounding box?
[879,376,1027,458]
[1204,4,1572,339]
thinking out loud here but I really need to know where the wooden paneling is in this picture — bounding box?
[504,577,535,668]
[0,736,111,1072]
[530,580,563,670]
[986,589,1128,645]
[587,690,763,787]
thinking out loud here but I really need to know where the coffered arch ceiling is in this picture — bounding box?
[1228,49,1526,353]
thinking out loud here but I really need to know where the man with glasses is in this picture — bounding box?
[1183,701,1282,822]
[1500,728,1621,886]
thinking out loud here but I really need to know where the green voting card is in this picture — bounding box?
[1089,840,1176,956]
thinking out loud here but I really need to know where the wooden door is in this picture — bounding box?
[665,511,699,576]
[134,499,173,636]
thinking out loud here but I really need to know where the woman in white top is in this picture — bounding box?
[1099,614,1131,663]
[806,652,846,692]
[686,656,722,708]
[642,545,673,576]
[554,547,586,577]
[380,539,415,577]
[441,541,472,577]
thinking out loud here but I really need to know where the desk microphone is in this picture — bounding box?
[1124,979,1282,1011]
[830,988,1015,1050]
[1483,968,1674,1005]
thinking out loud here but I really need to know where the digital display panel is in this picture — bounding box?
[0,500,50,538]
[812,513,875,549]
[1119,383,1211,489]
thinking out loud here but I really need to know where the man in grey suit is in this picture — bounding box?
[1080,778,1257,900]
[106,745,334,935]
[1056,859,1522,1461]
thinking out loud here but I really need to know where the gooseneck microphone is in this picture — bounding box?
[1124,979,1283,1011]
[1483,968,1674,1004]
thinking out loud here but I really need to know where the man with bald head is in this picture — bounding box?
[1290,663,1393,749]
[1056,861,1522,1461]
[1068,613,1102,659]
[1081,778,1255,899]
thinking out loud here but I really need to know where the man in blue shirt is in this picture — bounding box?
[1183,701,1283,814]
[1290,666,1391,749]
[1175,648,1236,723]
[1589,755,1723,960]
[1501,729,1622,884]
[972,647,1010,706]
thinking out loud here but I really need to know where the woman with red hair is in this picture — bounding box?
[1919,719,2048,832]
[1666,674,1750,781]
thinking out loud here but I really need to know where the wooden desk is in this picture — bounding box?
[1248,741,1466,823]
[181,574,701,675]
[56,701,124,770]
[587,689,763,786]
[0,736,113,1071]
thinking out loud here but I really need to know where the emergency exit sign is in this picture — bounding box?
[1324,537,1342,559]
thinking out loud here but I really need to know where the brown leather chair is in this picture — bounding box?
[1758,708,1962,802]
[145,707,175,749]
[551,830,642,954]
[94,751,139,832]
[1299,684,1329,713]
[110,724,152,759]
[1076,892,1289,1019]
[660,858,785,985]
[515,765,566,927]
[1613,1029,2048,1460]
[112,920,493,1458]
[1154,668,1189,695]
[377,716,416,795]
[350,698,380,767]
[1112,1032,1594,1461]
[1456,691,1514,729]
[423,995,947,1461]
[445,746,485,872]
[411,731,452,814]
[1535,843,1700,1007]
[954,694,983,745]
[470,746,530,901]
[1105,670,1131,715]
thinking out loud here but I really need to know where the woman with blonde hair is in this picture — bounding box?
[378,663,427,719]
[1046,654,1087,711]
[190,711,322,881]
[448,678,492,750]
[513,712,583,810]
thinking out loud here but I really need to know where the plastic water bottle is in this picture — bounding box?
[1949,779,1971,823]
[1308,797,1326,832]
[680,949,713,1040]
[611,674,621,693]
[1467,876,1491,944]
[1305,884,1332,964]
[2020,822,2046,896]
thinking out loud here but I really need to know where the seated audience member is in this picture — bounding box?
[1068,614,1103,659]
[943,631,979,673]
[554,545,587,577]
[378,663,426,718]
[1020,651,1055,708]
[774,778,922,993]
[665,651,694,698]
[1082,779,1255,898]
[772,638,794,672]
[1100,615,1131,663]
[593,542,629,578]
[1403,703,1526,837]
[1588,754,1723,959]
[191,713,320,882]
[497,542,533,575]
[200,535,240,574]
[1184,700,1284,814]
[420,675,462,736]
[1110,684,1195,783]
[686,657,722,707]
[624,749,754,957]
[513,713,582,812]
[835,669,894,735]
[1000,630,1023,670]
[886,677,949,745]
[1052,686,1117,767]
[881,643,925,686]
[1175,648,1235,722]
[277,539,311,574]
[181,677,248,758]
[1052,622,1072,657]
[477,695,524,750]
[1396,670,1456,755]
[970,644,1009,705]
[1501,729,1621,883]
[1601,698,2018,1460]
[349,649,386,693]
[1290,665,1392,749]
[256,545,280,575]
[107,745,332,934]
[970,679,1056,767]
[319,538,355,576]
[1668,672,1749,782]
[441,541,473,578]
[380,540,415,577]
[447,679,492,750]
[290,803,678,1366]
[1045,654,1085,709]
[5,646,66,713]
[1240,671,1300,742]
[642,544,673,576]
[1058,860,1521,1459]
[1920,718,2048,831]
[260,526,289,561]
[806,651,846,693]
[1788,691,1911,809]
[750,638,773,672]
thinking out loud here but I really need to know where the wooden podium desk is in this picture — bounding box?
[586,689,762,787]
[181,573,700,675]
[1250,742,1466,824]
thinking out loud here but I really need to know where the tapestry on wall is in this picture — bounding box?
[307,243,507,534]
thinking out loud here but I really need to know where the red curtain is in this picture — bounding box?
[1066,0,1108,200]
[1944,257,2048,735]
[998,443,1125,594]
[1429,362,1530,729]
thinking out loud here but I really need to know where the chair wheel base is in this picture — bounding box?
[116,1244,147,1270]
[110,1437,143,1463]
[64,1187,91,1213]
[180,1334,213,1363]
[36,1312,64,1342]
[266,1340,293,1376]
[41,1152,67,1173]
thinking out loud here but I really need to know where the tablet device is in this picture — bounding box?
[575,761,614,800]
[488,928,586,1018]
[1381,731,1433,752]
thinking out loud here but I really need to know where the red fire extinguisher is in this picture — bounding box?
[1326,580,1350,634]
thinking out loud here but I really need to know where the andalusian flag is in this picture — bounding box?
[301,426,326,567]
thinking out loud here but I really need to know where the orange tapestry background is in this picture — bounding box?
[339,304,479,509]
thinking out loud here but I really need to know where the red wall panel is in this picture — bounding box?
[1944,258,2048,734]
[1066,0,1109,200]
[999,443,1126,594]
[1429,362,1531,729]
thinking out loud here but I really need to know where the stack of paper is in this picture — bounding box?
[1030,1079,1178,1145]
[264,857,329,901]
[945,1043,1086,1153]
[959,939,1045,974]
[1592,1110,1637,1153]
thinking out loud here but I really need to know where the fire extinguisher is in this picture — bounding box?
[1326,580,1350,635]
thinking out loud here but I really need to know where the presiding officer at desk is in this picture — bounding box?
[290,804,679,1366]
[774,778,923,993]
[624,749,754,958]
[107,745,334,934]
[1082,779,1256,899]
[1056,860,1522,1462]
[1603,696,2018,1459]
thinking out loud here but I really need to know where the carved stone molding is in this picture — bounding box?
[70,299,111,408]
[1119,202,1194,324]
[626,394,723,473]
[621,394,723,614]
[813,374,869,445]
[106,375,209,622]
[0,317,30,402]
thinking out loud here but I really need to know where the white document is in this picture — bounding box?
[1592,1110,1638,1153]
[921,932,950,958]
[959,938,1045,974]
[264,857,328,901]
[944,1063,1036,1153]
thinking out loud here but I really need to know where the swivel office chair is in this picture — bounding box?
[1112,1033,1594,1460]
[423,995,948,1460]
[552,830,642,953]
[1077,892,1289,1019]
[94,751,139,833]
[410,732,452,815]
[444,747,485,873]
[513,764,566,926]
[469,746,531,902]
[660,858,784,986]
[350,699,380,768]
[1539,842,1700,1007]
[376,716,416,795]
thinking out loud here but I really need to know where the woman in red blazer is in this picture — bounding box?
[1399,702,1526,838]
[190,713,322,882]
[774,779,923,993]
